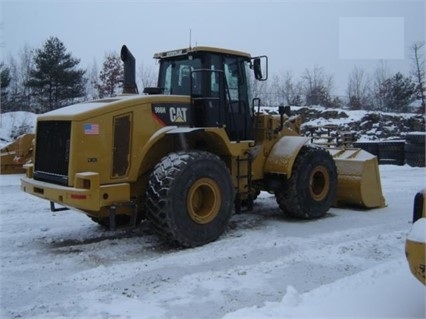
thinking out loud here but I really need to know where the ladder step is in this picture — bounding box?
[237,175,249,179]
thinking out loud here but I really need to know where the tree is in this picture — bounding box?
[137,62,157,91]
[378,72,416,112]
[410,42,425,112]
[1,46,34,113]
[86,58,99,100]
[371,60,391,110]
[27,37,86,112]
[1,62,11,110]
[269,71,303,106]
[281,71,303,106]
[3,45,36,112]
[301,65,334,107]
[346,66,371,110]
[248,72,272,106]
[96,52,123,98]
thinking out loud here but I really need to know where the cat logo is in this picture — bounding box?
[169,107,188,123]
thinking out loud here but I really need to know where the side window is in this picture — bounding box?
[158,58,202,95]
[162,64,172,95]
[224,57,240,101]
[210,65,219,96]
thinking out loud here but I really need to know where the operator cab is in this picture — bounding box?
[149,47,267,142]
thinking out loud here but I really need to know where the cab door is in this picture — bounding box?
[222,56,252,141]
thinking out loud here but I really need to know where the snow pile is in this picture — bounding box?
[261,105,425,141]
[224,259,424,319]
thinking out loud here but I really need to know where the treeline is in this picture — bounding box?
[0,36,156,114]
[252,42,425,113]
[1,36,425,114]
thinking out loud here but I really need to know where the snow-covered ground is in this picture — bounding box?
[1,164,425,318]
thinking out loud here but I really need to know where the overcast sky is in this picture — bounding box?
[1,0,425,96]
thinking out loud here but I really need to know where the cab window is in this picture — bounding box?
[158,58,202,95]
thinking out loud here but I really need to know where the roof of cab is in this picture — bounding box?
[153,46,252,59]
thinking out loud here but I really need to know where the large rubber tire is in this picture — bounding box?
[405,143,426,167]
[405,133,426,144]
[145,151,234,247]
[275,145,337,219]
[378,141,405,166]
[353,142,379,156]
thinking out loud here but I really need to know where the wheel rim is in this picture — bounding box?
[309,166,330,201]
[187,178,221,224]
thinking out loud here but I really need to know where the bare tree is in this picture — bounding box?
[270,71,303,106]
[346,65,371,109]
[301,65,334,107]
[248,72,272,106]
[268,74,282,105]
[137,62,157,91]
[3,45,35,112]
[372,60,391,110]
[86,58,99,100]
[410,42,425,112]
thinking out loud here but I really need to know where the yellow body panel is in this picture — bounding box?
[405,235,426,285]
[21,171,130,212]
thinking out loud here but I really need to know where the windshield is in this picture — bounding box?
[158,57,202,95]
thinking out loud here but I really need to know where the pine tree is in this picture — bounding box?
[378,72,416,112]
[96,52,123,98]
[26,37,86,112]
[1,63,11,111]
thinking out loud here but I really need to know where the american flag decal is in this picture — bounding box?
[84,123,99,135]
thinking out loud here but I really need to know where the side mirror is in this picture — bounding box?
[254,59,262,80]
[252,56,268,81]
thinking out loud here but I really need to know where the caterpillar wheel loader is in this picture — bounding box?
[21,45,385,247]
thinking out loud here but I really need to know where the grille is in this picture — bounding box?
[34,121,71,186]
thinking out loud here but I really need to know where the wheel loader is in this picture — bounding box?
[1,133,34,174]
[21,45,385,247]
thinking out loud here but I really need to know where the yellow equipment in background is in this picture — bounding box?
[1,134,34,174]
[405,189,426,285]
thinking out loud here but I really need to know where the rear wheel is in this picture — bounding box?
[275,145,337,219]
[145,151,234,247]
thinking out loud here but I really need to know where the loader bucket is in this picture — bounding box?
[329,148,386,208]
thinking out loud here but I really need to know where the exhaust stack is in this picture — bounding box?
[121,45,138,94]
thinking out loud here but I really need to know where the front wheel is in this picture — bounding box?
[145,151,234,247]
[275,145,337,219]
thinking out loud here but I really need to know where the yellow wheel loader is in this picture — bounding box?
[1,133,35,174]
[21,45,385,247]
[405,189,426,285]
